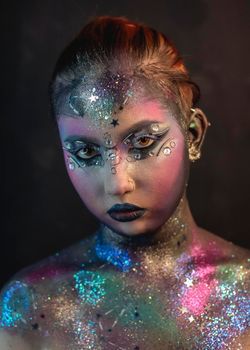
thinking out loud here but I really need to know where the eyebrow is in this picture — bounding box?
[64,120,165,145]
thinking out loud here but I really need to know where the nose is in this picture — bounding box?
[104,163,135,196]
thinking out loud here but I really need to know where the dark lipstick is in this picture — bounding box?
[107,203,146,222]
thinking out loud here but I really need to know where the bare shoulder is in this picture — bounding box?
[0,235,99,349]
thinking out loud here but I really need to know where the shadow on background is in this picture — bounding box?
[2,0,250,287]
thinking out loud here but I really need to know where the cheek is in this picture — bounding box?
[62,152,102,206]
[139,137,188,203]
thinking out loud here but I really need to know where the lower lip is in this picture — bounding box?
[108,209,146,222]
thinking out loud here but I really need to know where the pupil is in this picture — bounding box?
[140,137,148,144]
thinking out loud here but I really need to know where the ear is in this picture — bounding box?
[187,108,210,162]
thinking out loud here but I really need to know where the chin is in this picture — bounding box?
[105,216,164,238]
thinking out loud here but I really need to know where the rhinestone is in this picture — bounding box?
[75,140,84,145]
[148,151,154,157]
[163,147,171,156]
[170,141,176,148]
[151,124,159,132]
[126,156,134,162]
[69,161,75,170]
[134,154,141,160]
[64,142,72,150]
[124,139,131,145]
[105,139,113,146]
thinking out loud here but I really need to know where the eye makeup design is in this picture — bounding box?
[124,125,170,161]
[63,124,171,170]
[63,139,104,168]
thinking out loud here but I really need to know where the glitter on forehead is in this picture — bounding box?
[68,71,134,127]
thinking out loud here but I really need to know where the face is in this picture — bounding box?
[57,88,190,237]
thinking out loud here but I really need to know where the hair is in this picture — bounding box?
[49,16,200,125]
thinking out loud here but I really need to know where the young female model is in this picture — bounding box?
[0,16,249,350]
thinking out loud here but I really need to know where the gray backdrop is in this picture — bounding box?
[2,0,250,287]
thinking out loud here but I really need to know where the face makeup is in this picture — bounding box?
[62,123,171,172]
[57,95,189,239]
[107,203,146,222]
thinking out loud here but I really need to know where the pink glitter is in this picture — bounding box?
[182,279,218,315]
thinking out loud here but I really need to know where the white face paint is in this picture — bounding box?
[57,91,190,237]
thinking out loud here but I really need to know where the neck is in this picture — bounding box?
[95,194,198,261]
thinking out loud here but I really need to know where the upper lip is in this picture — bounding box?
[107,203,145,214]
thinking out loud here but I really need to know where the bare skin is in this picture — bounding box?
[0,95,249,349]
[0,196,249,349]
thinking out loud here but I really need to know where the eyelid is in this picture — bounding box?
[63,139,100,150]
[123,126,170,145]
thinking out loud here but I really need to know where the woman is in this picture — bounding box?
[0,16,249,350]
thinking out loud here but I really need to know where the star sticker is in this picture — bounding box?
[204,304,211,312]
[110,119,119,127]
[179,306,188,314]
[89,94,98,103]
[184,278,194,288]
[188,315,195,323]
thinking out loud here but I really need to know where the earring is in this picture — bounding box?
[188,145,201,162]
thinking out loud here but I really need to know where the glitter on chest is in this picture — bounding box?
[0,246,249,349]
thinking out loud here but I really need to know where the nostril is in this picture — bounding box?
[104,171,135,196]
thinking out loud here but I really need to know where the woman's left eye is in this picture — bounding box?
[133,136,155,148]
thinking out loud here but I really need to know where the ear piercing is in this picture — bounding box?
[189,121,196,129]
[188,145,201,162]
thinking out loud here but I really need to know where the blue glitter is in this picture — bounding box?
[0,281,32,328]
[95,241,132,272]
[74,270,106,306]
[198,281,250,349]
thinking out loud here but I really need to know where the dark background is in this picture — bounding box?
[2,0,250,288]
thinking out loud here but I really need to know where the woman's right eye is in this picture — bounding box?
[76,145,99,159]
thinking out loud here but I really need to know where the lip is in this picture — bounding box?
[107,203,146,222]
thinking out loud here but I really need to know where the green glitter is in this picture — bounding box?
[74,270,106,306]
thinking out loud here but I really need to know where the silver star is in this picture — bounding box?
[89,94,99,103]
[188,315,195,323]
[184,278,194,288]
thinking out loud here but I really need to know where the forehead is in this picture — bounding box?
[57,99,175,141]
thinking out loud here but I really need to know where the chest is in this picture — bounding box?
[32,267,249,350]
